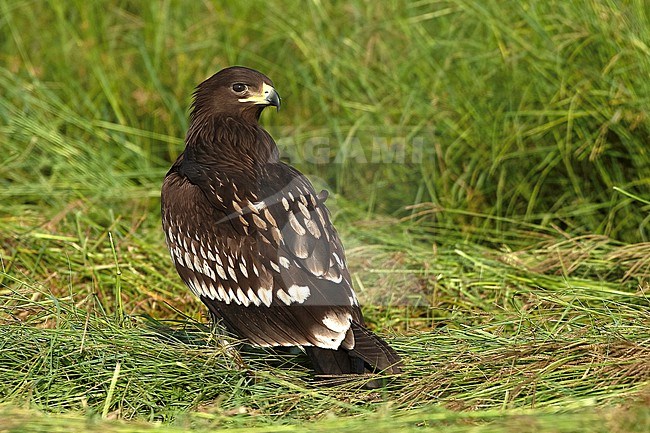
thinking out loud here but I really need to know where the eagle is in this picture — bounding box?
[161,66,402,381]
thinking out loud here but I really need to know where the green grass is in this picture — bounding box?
[1,0,649,431]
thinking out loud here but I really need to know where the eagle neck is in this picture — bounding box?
[184,114,279,174]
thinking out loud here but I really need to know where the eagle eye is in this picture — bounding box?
[232,83,247,93]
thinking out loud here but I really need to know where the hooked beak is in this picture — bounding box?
[239,82,281,111]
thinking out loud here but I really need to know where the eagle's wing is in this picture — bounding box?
[162,155,361,350]
[255,162,358,307]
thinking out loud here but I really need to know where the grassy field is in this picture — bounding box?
[1,0,649,431]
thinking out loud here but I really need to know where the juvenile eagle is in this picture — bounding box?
[161,66,402,380]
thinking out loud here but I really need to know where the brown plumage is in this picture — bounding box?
[161,66,402,382]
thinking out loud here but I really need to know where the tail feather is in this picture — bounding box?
[305,322,402,379]
[305,346,365,375]
[348,322,402,374]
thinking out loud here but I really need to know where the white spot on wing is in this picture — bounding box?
[325,270,343,283]
[288,212,306,236]
[287,285,310,303]
[309,312,352,349]
[263,208,277,227]
[276,289,292,305]
[227,266,238,282]
[279,256,291,268]
[184,252,193,271]
[186,277,200,297]
[216,263,227,280]
[193,255,202,273]
[203,260,215,280]
[247,288,261,306]
[236,288,250,306]
[250,200,264,214]
[304,218,321,238]
[211,283,222,301]
[228,288,240,305]
[316,208,328,232]
[271,227,282,243]
[252,213,267,230]
[282,197,290,211]
[239,261,248,278]
[293,240,309,259]
[322,313,352,333]
[217,285,228,302]
[297,201,310,219]
[258,288,273,307]
[201,280,216,300]
[223,287,232,305]
[332,252,344,268]
[174,247,184,267]
[313,331,346,349]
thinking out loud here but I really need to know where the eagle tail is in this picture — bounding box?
[305,346,366,375]
[305,322,402,384]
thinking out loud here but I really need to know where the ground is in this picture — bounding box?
[0,1,649,431]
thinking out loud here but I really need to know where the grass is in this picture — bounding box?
[1,0,649,431]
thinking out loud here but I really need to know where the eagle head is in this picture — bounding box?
[190,66,281,123]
